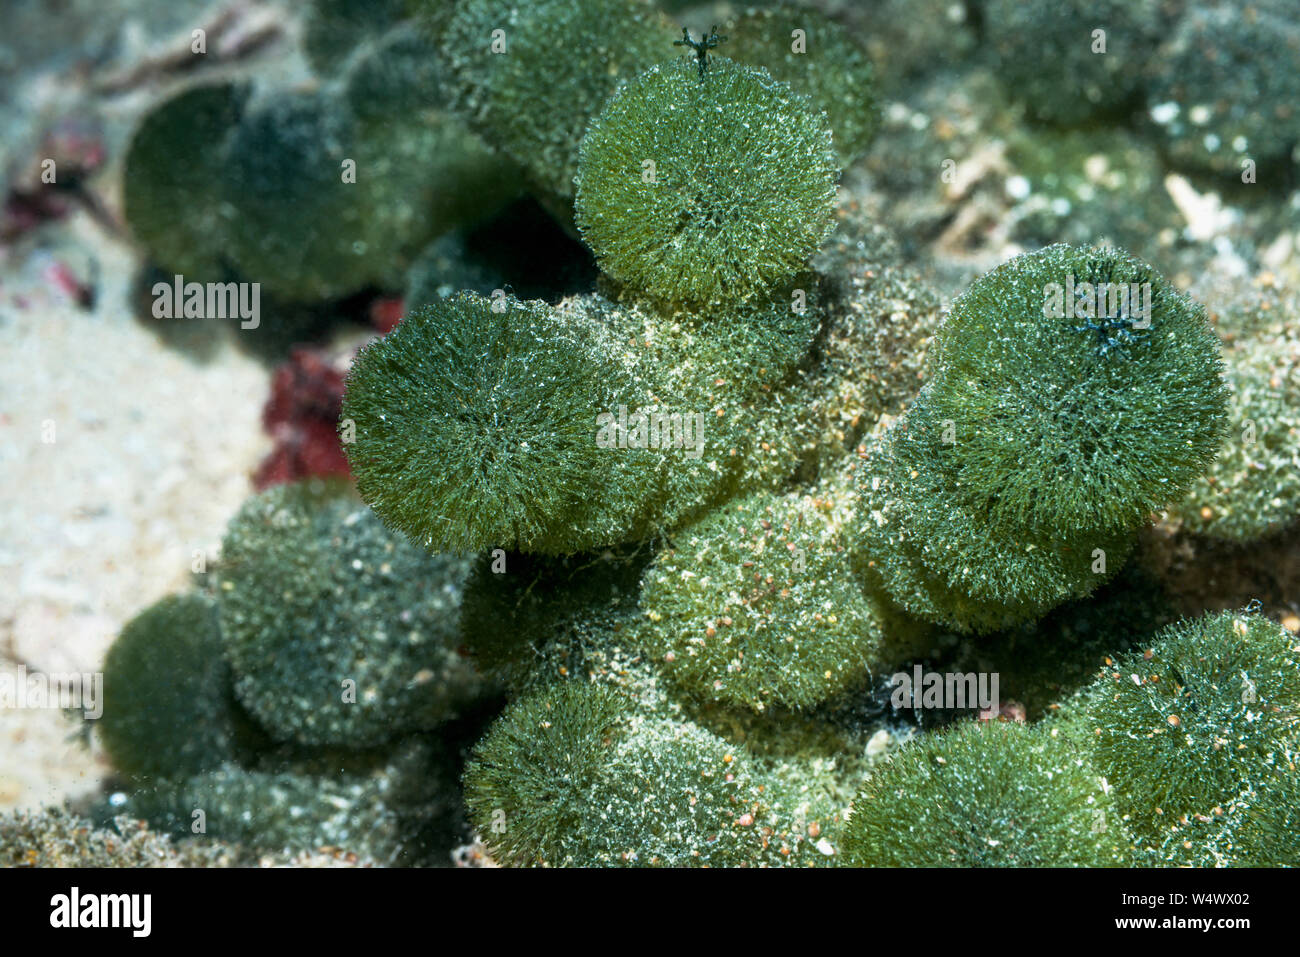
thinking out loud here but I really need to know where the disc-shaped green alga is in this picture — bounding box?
[576,57,838,309]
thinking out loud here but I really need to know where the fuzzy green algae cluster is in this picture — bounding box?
[575,57,838,308]
[858,244,1227,633]
[845,610,1299,867]
[80,0,1300,869]
[91,480,488,865]
[123,4,519,311]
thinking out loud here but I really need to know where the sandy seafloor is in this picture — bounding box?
[1,0,1299,821]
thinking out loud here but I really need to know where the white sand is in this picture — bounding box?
[0,212,270,810]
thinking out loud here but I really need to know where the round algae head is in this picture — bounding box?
[640,490,888,711]
[576,57,838,309]
[341,292,651,554]
[220,92,379,301]
[464,683,768,866]
[221,89,467,302]
[856,396,1135,635]
[99,593,250,782]
[925,244,1228,534]
[464,682,628,866]
[123,81,248,279]
[1085,610,1300,843]
[217,481,481,748]
[553,286,822,536]
[843,721,1131,867]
